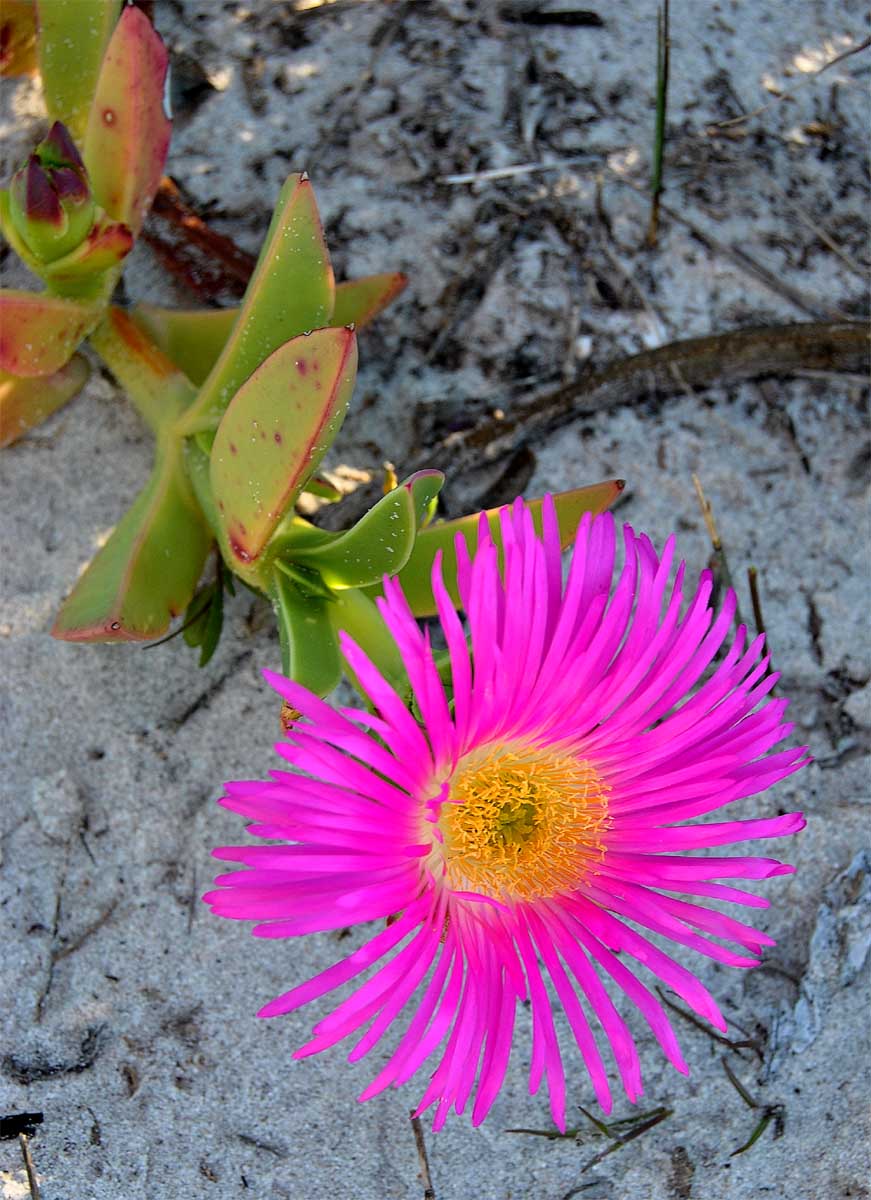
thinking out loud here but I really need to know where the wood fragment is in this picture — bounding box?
[142,177,256,303]
[319,321,866,533]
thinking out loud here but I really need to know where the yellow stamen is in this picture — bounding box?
[438,744,609,902]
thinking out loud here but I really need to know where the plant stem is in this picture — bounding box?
[646,0,670,247]
[88,308,196,435]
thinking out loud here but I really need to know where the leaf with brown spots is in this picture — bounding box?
[82,5,170,234]
[131,271,405,389]
[177,174,335,436]
[210,326,357,568]
[0,289,100,377]
[36,0,121,140]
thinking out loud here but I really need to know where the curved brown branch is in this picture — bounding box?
[420,320,870,471]
[316,320,867,531]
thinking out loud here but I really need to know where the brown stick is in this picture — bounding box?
[412,320,869,473]
[141,177,257,302]
[716,34,871,129]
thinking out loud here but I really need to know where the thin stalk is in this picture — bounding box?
[88,308,197,435]
[410,1113,436,1200]
[692,472,745,627]
[646,0,670,247]
[19,1133,41,1200]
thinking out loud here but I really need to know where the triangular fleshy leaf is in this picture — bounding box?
[380,479,625,616]
[0,353,89,447]
[82,5,170,235]
[35,0,121,140]
[293,470,444,589]
[130,272,405,391]
[178,175,335,435]
[131,305,238,387]
[0,289,100,376]
[88,309,198,434]
[331,271,407,328]
[210,327,357,569]
[52,442,211,641]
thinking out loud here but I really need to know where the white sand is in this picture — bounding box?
[2,2,869,1197]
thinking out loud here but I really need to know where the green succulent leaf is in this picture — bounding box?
[82,5,171,235]
[256,513,335,568]
[210,326,357,571]
[0,187,47,276]
[52,437,212,642]
[178,174,335,435]
[274,559,336,602]
[89,309,198,436]
[294,470,444,589]
[183,436,222,540]
[131,305,238,387]
[407,468,444,526]
[181,585,215,649]
[130,272,406,393]
[331,271,408,328]
[271,565,341,697]
[36,0,122,142]
[0,352,90,447]
[0,288,100,377]
[380,479,626,617]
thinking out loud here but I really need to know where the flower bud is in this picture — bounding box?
[8,122,95,263]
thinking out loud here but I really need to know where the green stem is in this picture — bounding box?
[646,0,670,247]
[88,307,197,435]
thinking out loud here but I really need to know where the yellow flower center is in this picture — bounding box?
[438,744,609,902]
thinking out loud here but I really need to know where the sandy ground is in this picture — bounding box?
[1,2,869,1198]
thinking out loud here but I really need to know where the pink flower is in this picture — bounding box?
[205,500,807,1130]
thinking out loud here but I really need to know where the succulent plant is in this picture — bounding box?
[1,1,621,698]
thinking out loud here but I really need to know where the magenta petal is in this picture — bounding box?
[205,499,806,1130]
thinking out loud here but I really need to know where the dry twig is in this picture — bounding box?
[716,34,871,129]
[410,321,869,476]
[19,1133,41,1200]
[410,1113,436,1200]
